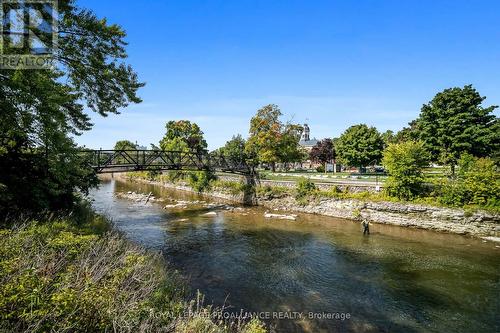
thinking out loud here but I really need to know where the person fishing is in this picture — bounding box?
[362,219,370,235]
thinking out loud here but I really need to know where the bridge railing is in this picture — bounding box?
[80,149,252,175]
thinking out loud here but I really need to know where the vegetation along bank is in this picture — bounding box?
[0,204,267,333]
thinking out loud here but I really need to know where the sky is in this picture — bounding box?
[75,0,500,150]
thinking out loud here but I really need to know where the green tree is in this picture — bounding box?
[159,120,207,152]
[218,134,247,164]
[245,104,304,171]
[114,140,138,150]
[414,85,499,171]
[336,124,384,171]
[0,1,142,216]
[382,141,430,200]
[113,140,138,165]
[395,120,420,143]
[277,123,306,169]
[159,120,212,187]
[381,130,397,148]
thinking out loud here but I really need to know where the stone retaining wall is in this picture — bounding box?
[121,175,500,238]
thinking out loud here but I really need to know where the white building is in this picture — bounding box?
[298,124,318,152]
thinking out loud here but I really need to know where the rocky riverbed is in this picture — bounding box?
[115,176,500,240]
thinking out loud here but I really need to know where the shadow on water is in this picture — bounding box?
[164,223,431,333]
[91,179,500,333]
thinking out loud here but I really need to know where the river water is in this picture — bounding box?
[90,179,499,333]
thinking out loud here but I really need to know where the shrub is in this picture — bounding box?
[295,177,316,202]
[146,170,161,180]
[382,141,430,200]
[0,215,267,333]
[0,221,180,332]
[212,179,249,195]
[256,184,289,199]
[188,171,217,193]
[438,154,500,208]
[167,170,188,183]
[316,165,325,173]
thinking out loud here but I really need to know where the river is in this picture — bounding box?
[90,179,499,333]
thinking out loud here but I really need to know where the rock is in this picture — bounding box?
[163,203,187,209]
[201,211,217,216]
[481,236,500,243]
[264,212,297,220]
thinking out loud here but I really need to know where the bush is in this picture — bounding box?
[316,165,325,173]
[438,154,500,208]
[188,171,217,193]
[212,179,249,195]
[0,221,181,332]
[295,177,317,202]
[0,214,267,333]
[167,170,188,183]
[382,141,430,200]
[256,184,289,199]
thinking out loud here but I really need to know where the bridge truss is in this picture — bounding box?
[81,149,253,175]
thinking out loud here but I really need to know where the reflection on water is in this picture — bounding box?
[90,179,500,333]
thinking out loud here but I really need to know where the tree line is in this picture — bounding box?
[123,85,498,206]
[1,0,498,218]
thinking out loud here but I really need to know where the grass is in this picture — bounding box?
[0,203,267,333]
[258,170,387,183]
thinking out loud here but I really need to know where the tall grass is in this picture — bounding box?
[0,206,266,333]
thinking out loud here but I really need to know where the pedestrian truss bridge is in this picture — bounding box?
[81,149,253,175]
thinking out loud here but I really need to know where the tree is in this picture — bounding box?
[114,140,138,150]
[414,85,499,171]
[113,140,138,165]
[277,123,307,168]
[159,120,212,186]
[309,139,335,168]
[336,124,384,171]
[381,130,396,148]
[245,104,304,171]
[218,135,247,164]
[395,120,420,143]
[382,141,430,200]
[159,120,207,152]
[246,104,282,170]
[0,1,142,216]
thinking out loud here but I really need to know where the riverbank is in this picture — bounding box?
[119,174,500,239]
[0,203,266,333]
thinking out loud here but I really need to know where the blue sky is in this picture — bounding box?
[76,0,500,150]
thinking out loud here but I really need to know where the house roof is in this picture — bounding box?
[299,138,318,147]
